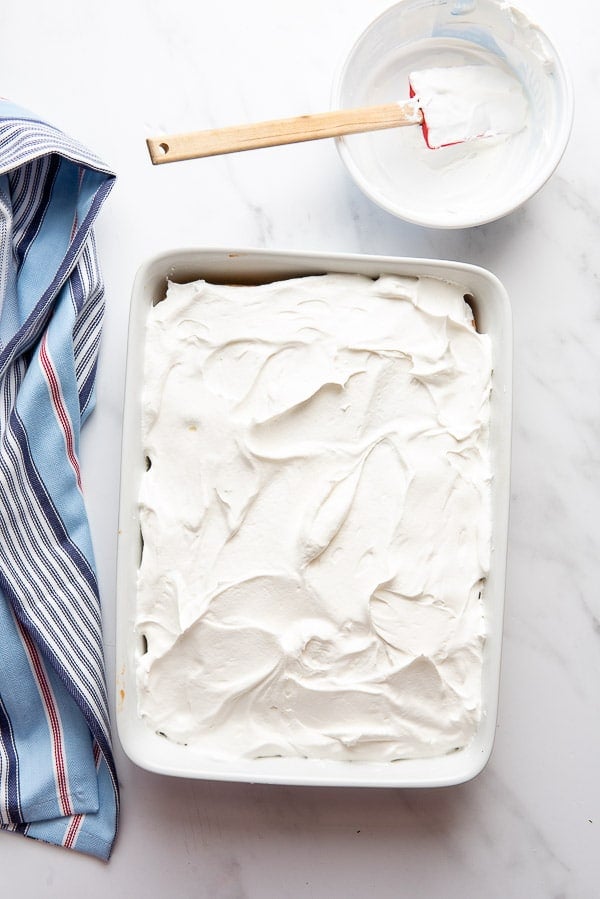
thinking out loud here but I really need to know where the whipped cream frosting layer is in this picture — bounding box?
[136,273,492,761]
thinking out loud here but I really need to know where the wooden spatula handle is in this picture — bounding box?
[146,101,422,165]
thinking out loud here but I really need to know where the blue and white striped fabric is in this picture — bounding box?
[0,100,118,860]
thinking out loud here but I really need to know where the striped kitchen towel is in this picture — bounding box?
[0,100,118,860]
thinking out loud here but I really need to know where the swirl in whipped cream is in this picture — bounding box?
[136,273,492,761]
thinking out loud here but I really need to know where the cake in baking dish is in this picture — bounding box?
[136,273,492,761]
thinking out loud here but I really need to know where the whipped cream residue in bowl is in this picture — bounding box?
[333,0,573,227]
[136,273,492,762]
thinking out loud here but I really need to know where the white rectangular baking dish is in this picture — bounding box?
[115,247,511,787]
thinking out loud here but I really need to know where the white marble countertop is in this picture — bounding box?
[2,0,599,895]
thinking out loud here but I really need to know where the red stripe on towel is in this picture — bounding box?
[39,334,82,491]
[18,621,72,817]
